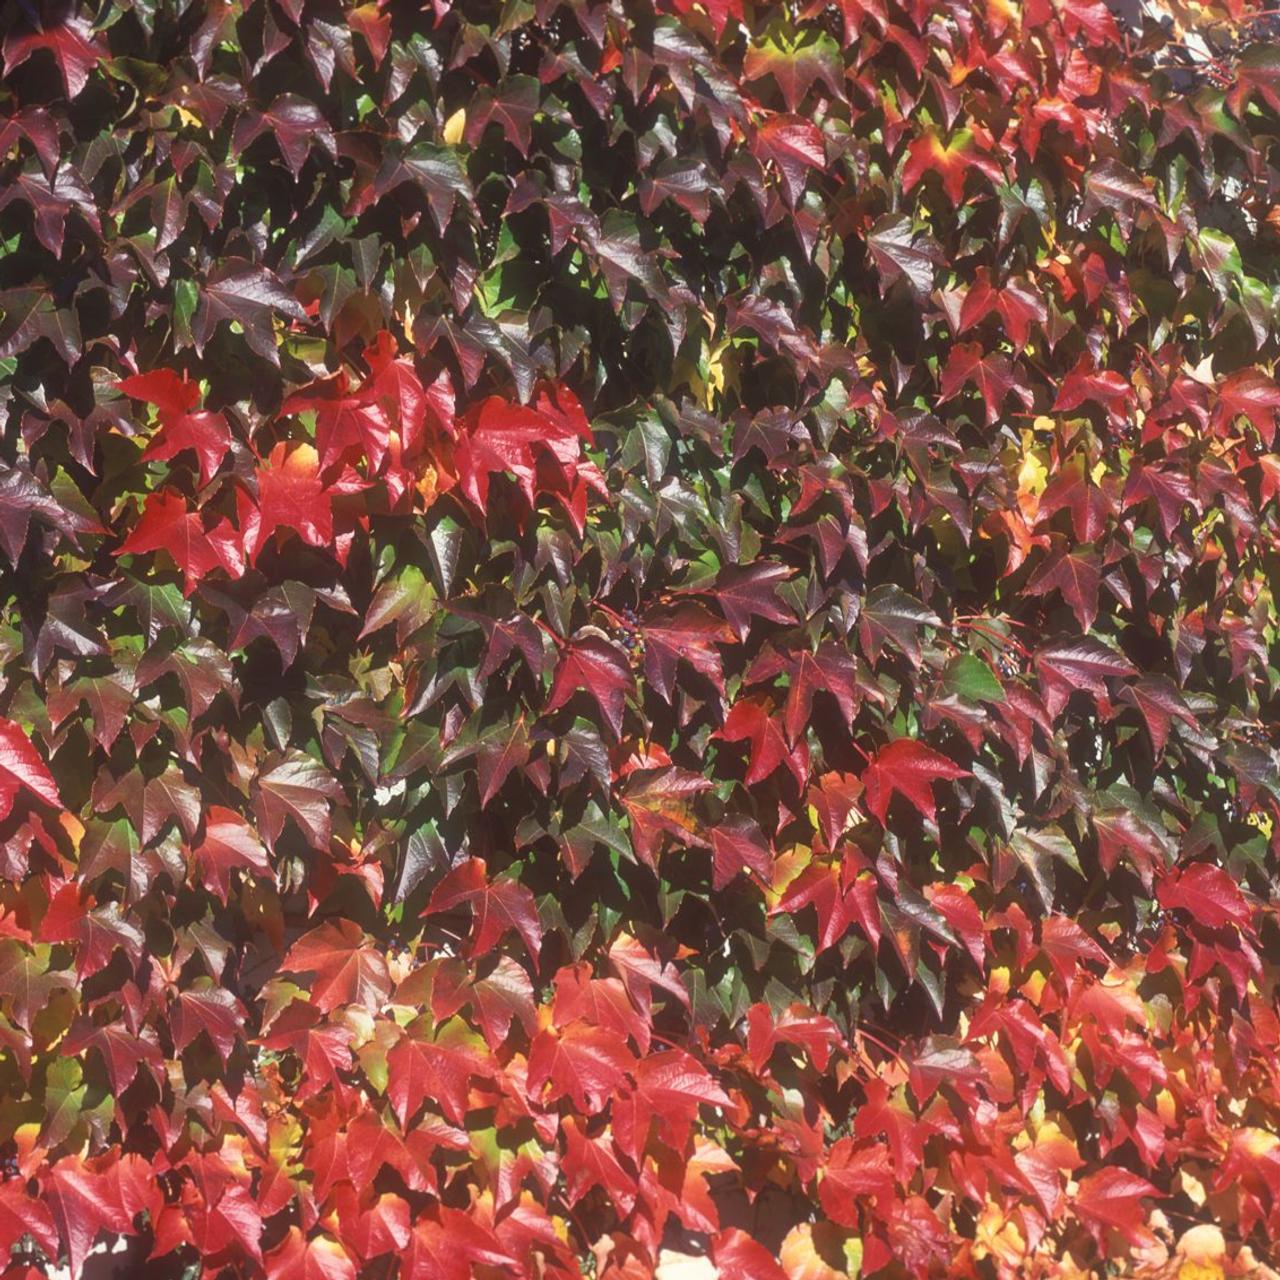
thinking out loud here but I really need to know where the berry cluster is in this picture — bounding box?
[614,605,645,663]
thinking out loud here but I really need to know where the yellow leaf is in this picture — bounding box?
[1016,429,1048,507]
[443,107,466,146]
[1176,1224,1226,1280]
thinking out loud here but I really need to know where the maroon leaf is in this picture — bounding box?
[545,637,634,739]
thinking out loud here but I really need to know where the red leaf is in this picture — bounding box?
[1212,367,1280,446]
[819,1139,895,1224]
[902,128,1002,205]
[1052,355,1131,426]
[607,931,690,1016]
[386,1018,492,1127]
[1116,677,1197,755]
[1026,547,1102,632]
[1158,863,1252,931]
[861,738,969,826]
[746,1001,841,1073]
[553,964,651,1052]
[281,919,392,1013]
[257,1000,353,1099]
[265,1227,356,1280]
[938,341,1031,425]
[282,370,389,473]
[617,766,710,870]
[0,1179,59,1261]
[561,1116,637,1215]
[614,1048,731,1161]
[248,442,336,563]
[641,604,734,702]
[233,96,338,181]
[527,1021,635,1113]
[1073,1167,1160,1246]
[712,1228,788,1280]
[0,718,60,820]
[422,857,543,962]
[43,1154,139,1279]
[773,860,881,953]
[546,637,634,739]
[716,697,809,789]
[190,806,272,902]
[171,981,248,1062]
[1034,637,1135,720]
[452,385,600,525]
[753,116,826,205]
[116,489,245,595]
[120,370,233,487]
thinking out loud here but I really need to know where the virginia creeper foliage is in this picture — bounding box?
[2,0,1280,1277]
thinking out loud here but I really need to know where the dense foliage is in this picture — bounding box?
[2,0,1280,1275]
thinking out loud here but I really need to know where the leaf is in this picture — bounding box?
[1034,637,1135,719]
[713,562,795,640]
[171,980,248,1062]
[359,143,473,231]
[0,718,60,820]
[1009,825,1080,912]
[743,30,842,112]
[0,463,102,565]
[2,17,105,97]
[527,1021,635,1113]
[716,697,809,789]
[0,941,74,1031]
[281,919,392,1013]
[119,369,232,487]
[249,442,336,562]
[1116,677,1197,755]
[941,654,1004,704]
[1157,863,1252,931]
[1026,546,1102,632]
[233,96,338,180]
[464,75,541,156]
[710,814,773,889]
[192,258,307,365]
[746,1001,841,1073]
[422,857,543,962]
[866,212,942,296]
[902,128,1002,205]
[1073,1167,1160,1246]
[607,932,691,1016]
[614,1048,731,1161]
[561,1116,637,1215]
[938,341,1032,425]
[858,586,939,665]
[265,1228,356,1280]
[116,489,245,595]
[386,1017,491,1127]
[642,604,735,701]
[618,766,710,869]
[43,1155,140,1279]
[773,859,881,953]
[190,806,273,902]
[753,116,826,205]
[254,750,344,851]
[546,637,634,740]
[282,373,390,474]
[861,739,969,826]
[712,1228,789,1280]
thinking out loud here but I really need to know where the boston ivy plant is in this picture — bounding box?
[1,0,1280,1277]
